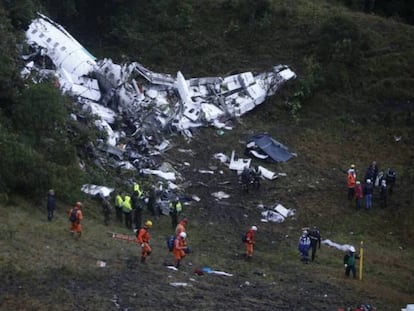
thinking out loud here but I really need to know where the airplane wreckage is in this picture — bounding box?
[21,13,296,196]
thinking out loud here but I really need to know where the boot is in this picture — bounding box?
[141,256,146,263]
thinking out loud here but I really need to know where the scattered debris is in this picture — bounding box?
[202,266,233,276]
[169,282,190,287]
[229,150,251,171]
[166,266,178,271]
[81,184,114,197]
[261,203,295,223]
[322,239,354,252]
[211,191,230,200]
[96,260,106,268]
[401,304,414,311]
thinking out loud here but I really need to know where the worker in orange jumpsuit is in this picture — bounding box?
[173,231,188,268]
[137,220,152,263]
[68,202,83,239]
[347,164,356,200]
[175,217,188,236]
[245,225,258,259]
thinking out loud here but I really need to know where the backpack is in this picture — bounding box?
[69,209,78,222]
[241,233,248,243]
[167,235,176,251]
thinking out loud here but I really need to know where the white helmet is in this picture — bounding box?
[180,232,187,238]
[251,226,258,231]
[366,179,371,183]
[349,246,355,252]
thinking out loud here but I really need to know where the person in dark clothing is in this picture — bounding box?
[364,161,378,184]
[47,189,56,221]
[169,197,182,230]
[131,191,143,230]
[385,168,396,195]
[147,187,161,217]
[101,195,112,226]
[379,179,388,208]
[363,179,374,210]
[240,166,252,193]
[308,226,321,262]
[251,166,262,190]
[344,246,360,279]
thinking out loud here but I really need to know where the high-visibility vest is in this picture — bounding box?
[169,201,182,213]
[348,173,356,188]
[122,196,132,212]
[115,194,123,207]
[133,183,143,198]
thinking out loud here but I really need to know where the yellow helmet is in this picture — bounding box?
[145,220,153,228]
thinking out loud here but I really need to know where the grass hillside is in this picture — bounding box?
[1,0,414,310]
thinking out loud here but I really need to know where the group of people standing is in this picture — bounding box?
[347,161,397,210]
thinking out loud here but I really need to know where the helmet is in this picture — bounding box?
[180,232,187,238]
[251,226,258,231]
[76,202,82,208]
[356,181,361,184]
[145,220,153,228]
[350,164,355,168]
[349,246,355,252]
[366,179,371,183]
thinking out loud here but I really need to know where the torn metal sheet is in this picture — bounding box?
[81,184,114,197]
[229,150,251,171]
[260,203,295,223]
[246,133,294,162]
[211,191,230,200]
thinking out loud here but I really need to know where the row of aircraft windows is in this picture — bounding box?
[30,28,66,51]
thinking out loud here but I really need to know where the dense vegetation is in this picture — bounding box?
[0,1,413,310]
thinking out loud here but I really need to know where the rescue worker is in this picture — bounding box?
[101,194,112,226]
[173,231,188,268]
[251,166,262,190]
[240,166,252,193]
[136,220,152,263]
[385,168,396,195]
[363,179,374,210]
[379,179,387,208]
[169,197,182,230]
[175,217,188,236]
[308,226,321,262]
[122,195,133,229]
[131,190,143,230]
[68,202,83,239]
[133,182,143,198]
[114,193,124,223]
[244,225,258,259]
[344,246,360,279]
[298,230,311,263]
[364,161,378,185]
[347,165,356,200]
[46,189,56,221]
[355,181,363,210]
